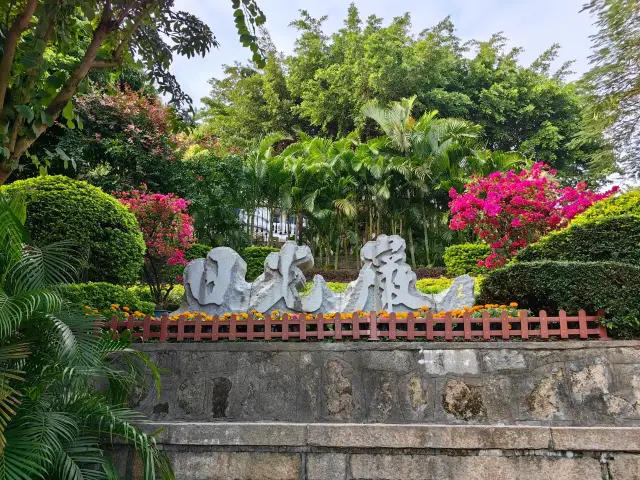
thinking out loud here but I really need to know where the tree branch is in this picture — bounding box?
[10,3,116,161]
[0,0,38,113]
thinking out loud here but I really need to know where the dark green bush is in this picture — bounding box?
[443,243,490,276]
[479,261,640,339]
[515,215,640,265]
[240,246,280,280]
[60,282,155,314]
[3,175,144,284]
[187,243,212,261]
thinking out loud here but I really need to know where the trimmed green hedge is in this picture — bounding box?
[241,246,279,281]
[570,190,640,225]
[128,284,185,311]
[443,243,490,276]
[186,243,212,261]
[3,175,144,284]
[479,261,640,339]
[60,282,155,315]
[515,215,640,265]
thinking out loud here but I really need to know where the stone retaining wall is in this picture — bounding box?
[133,341,640,425]
[113,422,640,479]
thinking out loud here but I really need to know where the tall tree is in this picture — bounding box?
[0,0,266,185]
[579,0,639,177]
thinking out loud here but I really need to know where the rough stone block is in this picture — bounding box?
[418,349,479,376]
[482,349,526,371]
[608,454,640,479]
[551,426,640,452]
[167,452,300,480]
[306,453,347,480]
[348,454,601,480]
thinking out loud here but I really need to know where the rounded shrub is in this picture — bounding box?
[60,282,155,314]
[443,243,490,276]
[241,246,280,281]
[3,175,144,284]
[479,261,640,339]
[186,243,212,261]
[570,190,640,225]
[515,215,640,265]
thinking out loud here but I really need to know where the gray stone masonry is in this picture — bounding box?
[113,422,640,479]
[132,341,640,426]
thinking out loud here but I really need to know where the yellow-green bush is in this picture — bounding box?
[443,243,490,276]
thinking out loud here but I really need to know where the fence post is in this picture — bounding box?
[110,316,119,338]
[388,312,397,341]
[230,314,237,340]
[596,309,609,340]
[426,312,434,340]
[540,310,548,339]
[578,310,588,339]
[212,315,220,341]
[463,312,471,340]
[177,315,185,342]
[352,312,360,340]
[282,313,289,341]
[444,312,453,341]
[317,313,324,340]
[407,312,415,341]
[559,310,568,339]
[143,315,151,340]
[482,311,490,340]
[519,310,528,340]
[194,314,202,342]
[247,313,254,341]
[264,314,272,340]
[159,314,169,342]
[335,313,342,340]
[501,311,510,340]
[299,314,307,340]
[369,312,378,341]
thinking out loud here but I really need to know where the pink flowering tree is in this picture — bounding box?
[449,163,617,269]
[117,185,195,308]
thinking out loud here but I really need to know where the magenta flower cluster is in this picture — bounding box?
[449,163,618,269]
[116,185,195,268]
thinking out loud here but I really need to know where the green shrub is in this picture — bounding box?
[515,215,640,265]
[60,282,155,314]
[479,261,640,339]
[128,284,185,311]
[187,243,212,261]
[3,175,144,284]
[240,246,279,280]
[415,277,453,294]
[570,190,640,225]
[443,243,490,276]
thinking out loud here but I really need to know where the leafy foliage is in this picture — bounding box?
[59,282,155,315]
[479,261,640,339]
[443,243,490,276]
[579,0,640,177]
[241,246,280,281]
[128,284,185,312]
[449,163,617,268]
[0,191,172,478]
[116,186,195,307]
[0,0,266,184]
[2,175,145,284]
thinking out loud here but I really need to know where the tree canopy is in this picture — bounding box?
[199,4,607,182]
[0,0,267,185]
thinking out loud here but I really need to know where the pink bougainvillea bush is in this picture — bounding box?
[117,185,195,306]
[449,163,618,269]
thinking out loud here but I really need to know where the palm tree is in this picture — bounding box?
[0,193,171,479]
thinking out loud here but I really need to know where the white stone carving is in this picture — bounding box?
[172,235,475,316]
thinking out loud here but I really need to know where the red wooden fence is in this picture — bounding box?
[107,310,608,342]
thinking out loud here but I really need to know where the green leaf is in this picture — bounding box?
[66,119,75,129]
[46,75,63,89]
[233,9,243,17]
[232,0,240,8]
[15,105,34,123]
[40,110,54,127]
[2,147,9,159]
[62,101,73,121]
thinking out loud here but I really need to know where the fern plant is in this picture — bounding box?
[0,192,172,479]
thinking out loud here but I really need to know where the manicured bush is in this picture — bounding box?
[3,175,145,284]
[443,243,491,276]
[240,246,280,280]
[307,267,448,283]
[415,277,453,294]
[570,190,640,225]
[479,261,640,339]
[187,243,212,261]
[515,215,640,265]
[128,284,185,311]
[60,282,155,315]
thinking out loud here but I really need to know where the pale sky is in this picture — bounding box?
[170,0,598,109]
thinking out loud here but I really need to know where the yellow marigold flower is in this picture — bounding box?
[499,305,507,309]
[509,302,518,308]
[122,306,130,311]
